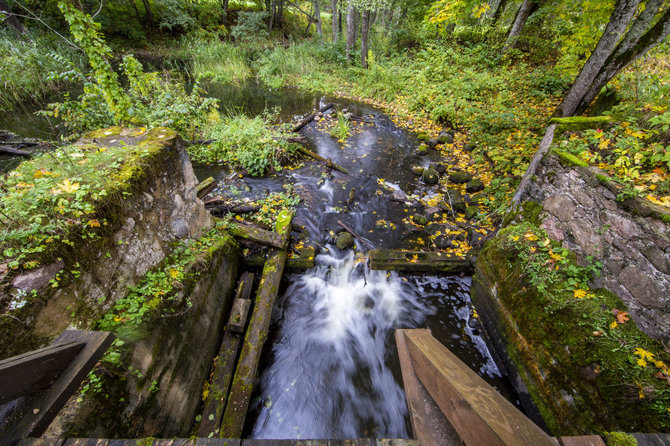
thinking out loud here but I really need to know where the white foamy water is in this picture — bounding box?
[249,249,432,439]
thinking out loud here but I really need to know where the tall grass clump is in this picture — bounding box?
[254,42,322,89]
[0,30,85,111]
[192,110,298,176]
[181,34,251,83]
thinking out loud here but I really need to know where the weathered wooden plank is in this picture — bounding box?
[244,247,315,270]
[403,329,554,446]
[559,436,606,446]
[220,211,293,438]
[633,433,670,446]
[369,251,472,274]
[17,439,66,446]
[0,341,85,404]
[375,441,419,446]
[197,177,217,199]
[151,439,195,446]
[227,298,252,333]
[63,440,110,446]
[394,330,462,446]
[228,224,286,250]
[196,274,255,437]
[20,331,115,438]
[195,440,241,446]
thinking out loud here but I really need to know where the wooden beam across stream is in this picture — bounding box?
[219,210,293,438]
[396,329,555,446]
[369,250,473,274]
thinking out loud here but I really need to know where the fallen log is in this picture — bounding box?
[196,177,217,199]
[297,146,349,175]
[292,103,334,132]
[369,250,473,274]
[227,223,286,249]
[0,145,32,157]
[220,211,293,438]
[195,272,254,438]
[337,220,375,250]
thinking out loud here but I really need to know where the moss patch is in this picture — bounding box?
[553,149,589,167]
[474,223,670,434]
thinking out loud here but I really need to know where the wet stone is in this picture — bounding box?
[335,232,355,250]
[411,166,424,176]
[422,168,439,185]
[413,214,428,226]
[416,144,428,156]
[430,162,446,174]
[469,228,487,247]
[427,139,438,149]
[448,171,473,184]
[437,132,453,144]
[465,205,479,220]
[466,179,485,193]
[435,236,455,249]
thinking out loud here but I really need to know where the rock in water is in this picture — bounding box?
[448,171,473,184]
[443,190,466,212]
[427,139,438,149]
[416,144,428,155]
[417,132,429,141]
[335,232,355,250]
[422,168,439,185]
[413,214,428,226]
[437,132,454,144]
[466,179,485,193]
[430,162,446,174]
[411,166,424,176]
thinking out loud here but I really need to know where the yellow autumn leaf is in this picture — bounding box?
[574,289,587,299]
[169,268,180,279]
[634,347,655,361]
[610,320,618,330]
[58,179,80,193]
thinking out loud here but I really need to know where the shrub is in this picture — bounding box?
[231,11,269,43]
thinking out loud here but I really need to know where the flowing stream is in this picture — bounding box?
[193,85,517,439]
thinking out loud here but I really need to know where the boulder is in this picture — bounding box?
[411,166,424,176]
[335,232,355,250]
[465,205,479,220]
[448,171,473,184]
[413,214,428,226]
[437,132,454,144]
[444,190,466,213]
[416,144,428,155]
[422,168,439,185]
[430,162,446,174]
[417,133,429,142]
[427,139,438,149]
[466,179,485,193]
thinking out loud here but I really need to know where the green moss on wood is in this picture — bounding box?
[553,149,589,167]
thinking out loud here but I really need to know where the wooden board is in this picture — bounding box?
[228,225,286,250]
[394,330,462,446]
[633,433,670,446]
[0,341,85,404]
[402,329,555,446]
[195,440,241,446]
[244,247,315,271]
[369,251,472,274]
[227,299,252,333]
[559,436,606,446]
[220,212,293,438]
[197,177,217,199]
[17,439,66,446]
[17,331,115,438]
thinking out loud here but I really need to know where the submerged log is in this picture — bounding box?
[227,224,286,249]
[195,272,254,438]
[369,250,473,274]
[196,177,217,199]
[292,103,334,132]
[296,146,350,175]
[220,211,293,438]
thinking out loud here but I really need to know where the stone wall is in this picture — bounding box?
[519,153,670,339]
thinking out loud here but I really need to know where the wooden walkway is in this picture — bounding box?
[18,440,417,446]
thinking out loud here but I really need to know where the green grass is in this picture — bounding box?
[0,30,85,111]
[180,35,251,83]
[192,111,298,176]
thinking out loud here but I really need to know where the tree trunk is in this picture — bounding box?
[574,6,670,115]
[222,0,230,27]
[361,9,370,68]
[305,1,315,34]
[345,2,355,61]
[126,0,143,26]
[140,0,153,25]
[503,0,537,50]
[492,0,508,23]
[353,9,359,43]
[331,0,339,41]
[555,0,642,117]
[315,0,323,44]
[0,0,25,34]
[277,0,284,29]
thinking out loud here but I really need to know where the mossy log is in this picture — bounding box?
[195,272,254,439]
[369,250,473,274]
[243,246,316,270]
[196,177,217,199]
[227,224,286,249]
[219,211,293,438]
[0,145,32,157]
[292,103,334,132]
